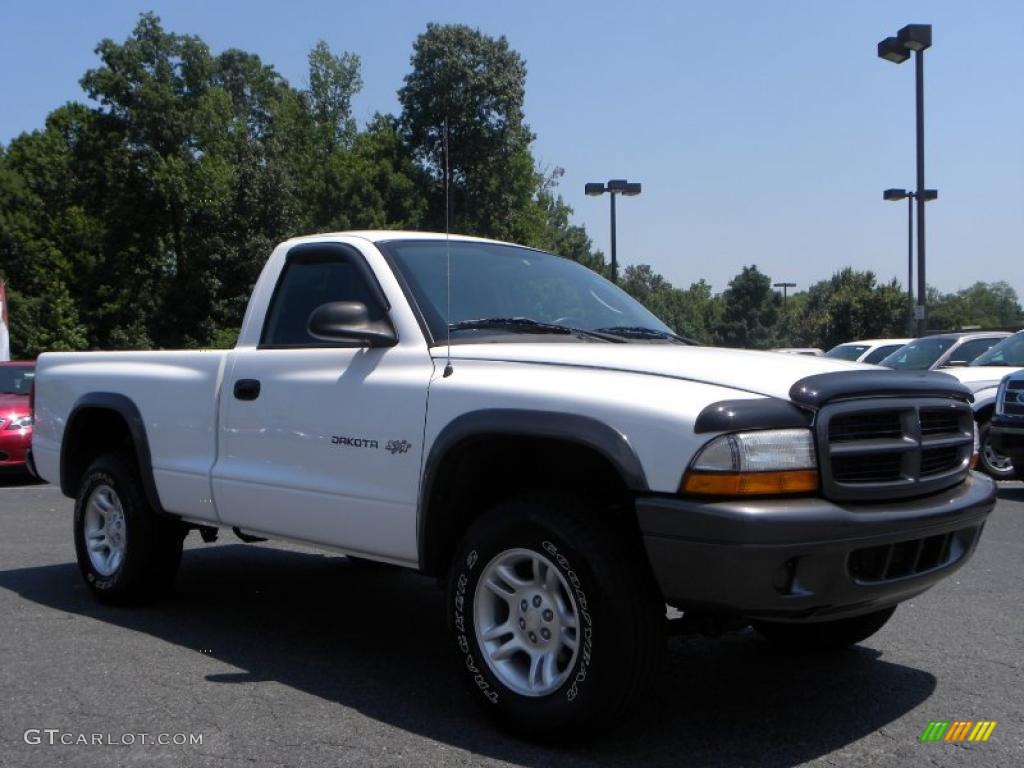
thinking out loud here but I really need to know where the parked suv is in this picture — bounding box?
[991,371,1024,480]
[879,332,1009,371]
[946,331,1024,479]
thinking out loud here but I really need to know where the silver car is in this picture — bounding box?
[879,332,1010,371]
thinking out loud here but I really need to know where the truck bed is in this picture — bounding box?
[32,350,230,520]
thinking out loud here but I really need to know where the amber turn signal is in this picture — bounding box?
[681,469,819,496]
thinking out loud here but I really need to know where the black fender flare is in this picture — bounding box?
[60,392,167,516]
[417,409,648,573]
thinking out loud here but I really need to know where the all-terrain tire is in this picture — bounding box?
[73,454,186,605]
[978,420,1016,480]
[446,494,664,741]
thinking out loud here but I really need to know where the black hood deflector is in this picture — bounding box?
[790,370,973,409]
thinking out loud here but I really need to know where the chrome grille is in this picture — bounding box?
[829,412,901,442]
[816,398,973,502]
[920,410,961,435]
[832,453,902,483]
[1003,379,1024,417]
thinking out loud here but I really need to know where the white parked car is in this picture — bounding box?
[27,232,996,738]
[825,338,913,365]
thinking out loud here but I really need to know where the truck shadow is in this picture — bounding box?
[0,473,46,488]
[0,543,935,767]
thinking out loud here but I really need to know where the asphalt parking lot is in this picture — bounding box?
[1,477,1021,768]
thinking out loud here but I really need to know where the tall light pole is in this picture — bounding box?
[878,23,932,336]
[585,179,641,283]
[883,188,937,318]
[773,282,797,308]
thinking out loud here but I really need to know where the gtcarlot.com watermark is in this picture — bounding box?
[24,729,203,747]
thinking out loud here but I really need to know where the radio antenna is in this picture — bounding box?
[443,116,453,378]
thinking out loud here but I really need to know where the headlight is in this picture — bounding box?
[995,379,1008,416]
[6,416,32,430]
[681,428,819,496]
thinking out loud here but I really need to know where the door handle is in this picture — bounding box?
[233,379,261,401]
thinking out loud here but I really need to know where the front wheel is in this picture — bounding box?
[979,421,1016,480]
[447,494,664,740]
[74,454,186,605]
[752,606,897,651]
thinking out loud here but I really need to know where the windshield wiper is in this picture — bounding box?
[449,317,621,342]
[593,326,697,345]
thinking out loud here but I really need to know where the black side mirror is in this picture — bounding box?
[307,301,397,347]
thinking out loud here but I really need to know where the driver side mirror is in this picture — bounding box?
[307,301,398,347]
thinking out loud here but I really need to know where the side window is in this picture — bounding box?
[261,251,386,347]
[863,344,902,365]
[945,338,999,366]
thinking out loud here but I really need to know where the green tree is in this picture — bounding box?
[398,23,537,241]
[796,268,907,349]
[927,281,1022,330]
[306,41,362,149]
[718,266,780,349]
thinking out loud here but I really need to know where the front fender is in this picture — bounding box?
[971,386,999,414]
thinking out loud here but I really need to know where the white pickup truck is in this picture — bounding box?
[29,232,996,738]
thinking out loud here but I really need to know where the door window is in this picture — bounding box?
[261,249,386,347]
[943,338,1001,367]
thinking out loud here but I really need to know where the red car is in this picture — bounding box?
[0,361,35,471]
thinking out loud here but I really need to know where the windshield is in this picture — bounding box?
[879,337,955,370]
[825,344,869,361]
[971,332,1024,367]
[381,240,674,343]
[0,366,34,394]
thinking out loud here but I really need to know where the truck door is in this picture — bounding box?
[212,242,432,564]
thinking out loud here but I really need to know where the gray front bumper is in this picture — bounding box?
[636,473,996,621]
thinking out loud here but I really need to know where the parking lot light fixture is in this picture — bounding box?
[897,24,932,52]
[584,178,642,284]
[878,37,910,63]
[883,187,937,314]
[877,23,933,335]
[773,282,797,307]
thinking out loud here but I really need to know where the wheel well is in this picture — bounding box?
[975,404,994,424]
[419,436,637,577]
[61,408,137,498]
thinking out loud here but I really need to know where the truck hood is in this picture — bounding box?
[437,343,870,401]
[944,365,1022,391]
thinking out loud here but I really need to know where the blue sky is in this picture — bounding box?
[2,0,1022,296]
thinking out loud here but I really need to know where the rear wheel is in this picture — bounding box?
[979,420,1016,480]
[73,454,186,605]
[752,606,897,651]
[446,494,664,740]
